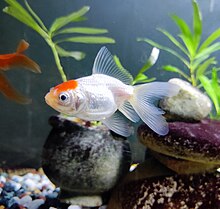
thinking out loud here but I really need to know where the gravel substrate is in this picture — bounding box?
[0,169,106,209]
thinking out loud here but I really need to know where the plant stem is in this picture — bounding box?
[190,68,196,86]
[46,38,67,82]
[189,57,196,86]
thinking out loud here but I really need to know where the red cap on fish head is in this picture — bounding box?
[53,80,78,94]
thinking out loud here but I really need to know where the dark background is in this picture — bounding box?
[0,0,219,167]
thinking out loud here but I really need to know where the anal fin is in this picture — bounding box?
[119,101,140,123]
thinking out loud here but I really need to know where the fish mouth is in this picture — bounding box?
[45,92,56,107]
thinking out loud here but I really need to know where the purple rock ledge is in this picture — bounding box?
[138,119,220,164]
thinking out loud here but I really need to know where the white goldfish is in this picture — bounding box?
[45,47,179,137]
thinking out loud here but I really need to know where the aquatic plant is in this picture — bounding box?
[3,0,115,82]
[113,47,159,85]
[138,0,220,87]
[199,68,220,119]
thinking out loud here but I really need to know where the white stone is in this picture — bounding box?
[31,174,41,182]
[0,175,6,183]
[99,206,107,209]
[160,78,212,121]
[23,173,34,179]
[67,205,82,209]
[63,195,102,207]
[19,195,32,206]
[11,175,23,183]
[23,178,36,190]
[10,181,21,191]
[27,199,45,209]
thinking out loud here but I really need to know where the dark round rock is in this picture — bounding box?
[138,119,220,164]
[42,116,131,195]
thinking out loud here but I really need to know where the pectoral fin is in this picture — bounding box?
[101,112,133,137]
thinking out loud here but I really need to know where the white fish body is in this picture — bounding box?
[75,74,133,120]
[45,47,179,137]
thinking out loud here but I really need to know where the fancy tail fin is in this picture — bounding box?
[0,72,31,104]
[0,39,41,73]
[129,82,179,135]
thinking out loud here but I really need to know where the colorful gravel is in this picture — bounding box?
[0,169,106,209]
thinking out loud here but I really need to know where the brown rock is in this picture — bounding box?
[138,119,220,164]
[150,150,218,174]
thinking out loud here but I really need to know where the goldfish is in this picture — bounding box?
[0,39,41,104]
[45,47,179,137]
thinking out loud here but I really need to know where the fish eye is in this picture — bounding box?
[59,92,69,103]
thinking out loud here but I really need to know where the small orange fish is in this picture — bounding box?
[45,47,179,136]
[0,39,41,104]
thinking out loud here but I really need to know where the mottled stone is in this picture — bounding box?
[138,119,220,164]
[108,172,220,209]
[42,116,131,199]
[160,78,212,121]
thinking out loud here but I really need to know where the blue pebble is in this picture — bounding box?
[8,197,17,208]
[0,198,9,206]
[15,187,25,197]
[4,182,15,192]
[9,203,21,209]
[1,190,15,199]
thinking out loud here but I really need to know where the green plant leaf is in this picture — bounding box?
[178,34,195,57]
[56,45,85,60]
[57,36,115,44]
[24,0,48,32]
[211,68,220,102]
[132,47,158,85]
[132,73,156,85]
[3,0,46,37]
[138,38,190,68]
[163,65,190,81]
[195,42,220,60]
[157,28,188,56]
[199,28,220,52]
[171,14,195,56]
[199,75,219,114]
[49,6,90,34]
[171,14,192,37]
[192,0,202,51]
[195,57,216,81]
[113,55,134,84]
[138,47,160,74]
[191,54,210,71]
[55,27,108,35]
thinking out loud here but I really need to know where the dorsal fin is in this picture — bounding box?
[92,47,133,85]
[16,39,29,54]
[54,80,78,93]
